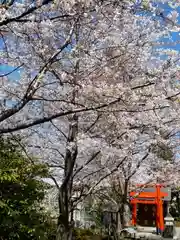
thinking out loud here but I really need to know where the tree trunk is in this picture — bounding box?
[121,180,130,228]
[56,230,72,240]
[56,114,78,240]
[56,215,74,240]
[116,211,122,233]
[56,225,69,240]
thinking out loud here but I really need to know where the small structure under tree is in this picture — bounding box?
[130,184,171,235]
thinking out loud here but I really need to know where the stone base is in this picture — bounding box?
[163,225,174,238]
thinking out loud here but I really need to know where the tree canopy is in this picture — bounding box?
[0,136,55,240]
[0,1,180,239]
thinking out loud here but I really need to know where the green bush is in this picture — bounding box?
[0,136,55,239]
[73,228,94,240]
[73,228,111,240]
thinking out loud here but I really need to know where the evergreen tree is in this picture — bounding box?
[0,136,55,239]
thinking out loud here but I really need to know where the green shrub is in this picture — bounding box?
[0,136,55,239]
[73,228,94,240]
[73,228,111,240]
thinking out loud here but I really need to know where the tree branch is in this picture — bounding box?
[50,120,68,140]
[0,0,53,27]
[32,97,85,107]
[127,151,150,181]
[0,64,23,77]
[84,113,101,133]
[0,21,75,124]
[85,156,127,197]
[0,97,122,134]
[73,151,101,178]
[50,174,60,190]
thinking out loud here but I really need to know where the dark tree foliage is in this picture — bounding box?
[0,136,56,240]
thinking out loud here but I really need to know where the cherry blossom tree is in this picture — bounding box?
[0,0,180,239]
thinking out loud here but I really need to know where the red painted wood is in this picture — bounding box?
[130,184,166,231]
[131,200,156,204]
[132,203,137,225]
[130,191,168,198]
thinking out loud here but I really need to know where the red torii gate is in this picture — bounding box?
[130,184,168,233]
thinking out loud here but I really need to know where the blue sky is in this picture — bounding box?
[0,64,22,81]
[0,36,22,81]
[158,3,180,51]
